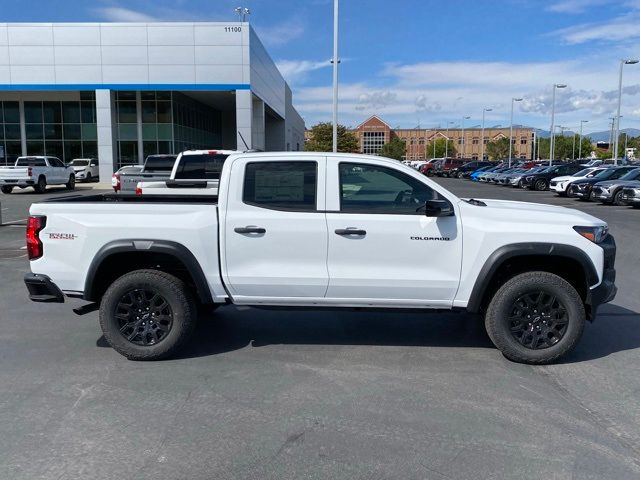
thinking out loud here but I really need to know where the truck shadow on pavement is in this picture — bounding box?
[133,302,638,363]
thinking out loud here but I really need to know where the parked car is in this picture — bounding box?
[495,168,529,185]
[0,156,75,194]
[435,158,466,177]
[449,161,493,179]
[468,165,497,181]
[591,168,640,205]
[115,154,178,193]
[68,158,99,182]
[112,165,143,193]
[24,151,616,364]
[569,166,638,201]
[479,167,510,183]
[418,159,442,176]
[620,183,640,207]
[136,150,237,195]
[521,163,583,191]
[550,167,610,197]
[507,167,548,188]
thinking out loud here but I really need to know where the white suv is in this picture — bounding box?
[550,167,608,196]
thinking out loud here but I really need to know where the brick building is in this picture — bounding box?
[348,115,535,160]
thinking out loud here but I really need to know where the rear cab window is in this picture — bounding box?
[243,161,317,211]
[17,157,47,167]
[143,155,177,172]
[175,153,230,180]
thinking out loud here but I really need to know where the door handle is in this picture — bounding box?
[335,228,367,236]
[234,226,266,234]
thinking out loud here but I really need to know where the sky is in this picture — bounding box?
[6,0,640,133]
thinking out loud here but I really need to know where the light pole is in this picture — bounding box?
[624,132,629,161]
[461,115,470,158]
[331,0,339,152]
[481,107,492,161]
[549,83,567,165]
[578,120,588,159]
[234,7,250,21]
[614,59,639,165]
[509,97,523,167]
[445,121,455,158]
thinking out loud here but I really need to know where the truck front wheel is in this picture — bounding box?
[99,269,197,360]
[484,271,585,364]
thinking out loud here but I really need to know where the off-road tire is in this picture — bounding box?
[99,269,197,361]
[484,271,585,364]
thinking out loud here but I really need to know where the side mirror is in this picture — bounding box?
[422,199,454,217]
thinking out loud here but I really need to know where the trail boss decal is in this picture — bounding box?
[48,233,77,240]
[411,236,451,241]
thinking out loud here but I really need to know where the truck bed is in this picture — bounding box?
[40,193,218,204]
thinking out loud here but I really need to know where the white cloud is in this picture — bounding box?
[255,18,305,47]
[95,7,160,22]
[276,59,331,85]
[551,13,640,44]
[546,0,612,13]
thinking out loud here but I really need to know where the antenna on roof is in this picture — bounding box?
[238,131,250,150]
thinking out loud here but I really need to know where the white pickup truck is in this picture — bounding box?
[24,152,616,364]
[0,156,75,193]
[135,149,238,195]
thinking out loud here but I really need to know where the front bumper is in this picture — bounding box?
[620,189,640,205]
[592,186,612,201]
[24,273,64,303]
[570,184,592,198]
[587,234,617,319]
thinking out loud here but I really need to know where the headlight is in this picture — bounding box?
[573,225,608,243]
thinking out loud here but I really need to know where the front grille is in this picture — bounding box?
[550,181,557,186]
[592,187,603,195]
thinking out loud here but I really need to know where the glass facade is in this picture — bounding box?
[0,101,21,165]
[115,91,222,168]
[22,92,97,164]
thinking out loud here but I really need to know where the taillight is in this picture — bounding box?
[207,150,218,155]
[28,167,32,177]
[113,173,121,192]
[26,215,46,260]
[135,185,142,195]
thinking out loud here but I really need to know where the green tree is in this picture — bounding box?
[425,138,456,158]
[378,136,406,160]
[305,122,359,153]
[536,135,593,160]
[486,137,512,160]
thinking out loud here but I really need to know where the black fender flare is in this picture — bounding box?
[84,239,213,304]
[465,242,598,313]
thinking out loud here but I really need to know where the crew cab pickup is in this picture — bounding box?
[0,156,75,194]
[114,154,177,193]
[24,152,617,364]
[135,150,237,195]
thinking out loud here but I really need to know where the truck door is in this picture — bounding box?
[221,156,329,301]
[324,158,463,307]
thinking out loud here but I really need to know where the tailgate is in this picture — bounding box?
[119,173,171,191]
[0,167,30,180]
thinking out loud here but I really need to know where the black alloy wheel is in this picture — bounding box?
[507,291,568,350]
[613,189,625,206]
[534,179,548,191]
[115,288,174,346]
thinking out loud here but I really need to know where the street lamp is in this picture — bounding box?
[234,7,250,21]
[481,107,492,161]
[331,0,340,152]
[578,120,589,159]
[613,59,639,164]
[461,115,470,158]
[445,121,455,158]
[549,83,567,165]
[508,97,523,167]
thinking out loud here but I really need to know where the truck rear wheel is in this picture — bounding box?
[99,269,197,360]
[484,271,585,364]
[34,176,46,193]
[1,186,12,194]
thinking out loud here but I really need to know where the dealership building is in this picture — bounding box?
[0,22,305,181]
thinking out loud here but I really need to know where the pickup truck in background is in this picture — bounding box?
[114,154,177,193]
[24,152,616,365]
[0,156,75,194]
[136,150,237,195]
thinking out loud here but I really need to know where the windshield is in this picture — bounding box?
[572,168,593,177]
[70,160,89,166]
[619,168,640,181]
[593,168,615,179]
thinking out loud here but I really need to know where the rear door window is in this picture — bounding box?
[243,161,317,211]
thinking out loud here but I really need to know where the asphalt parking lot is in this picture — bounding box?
[1,180,639,480]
